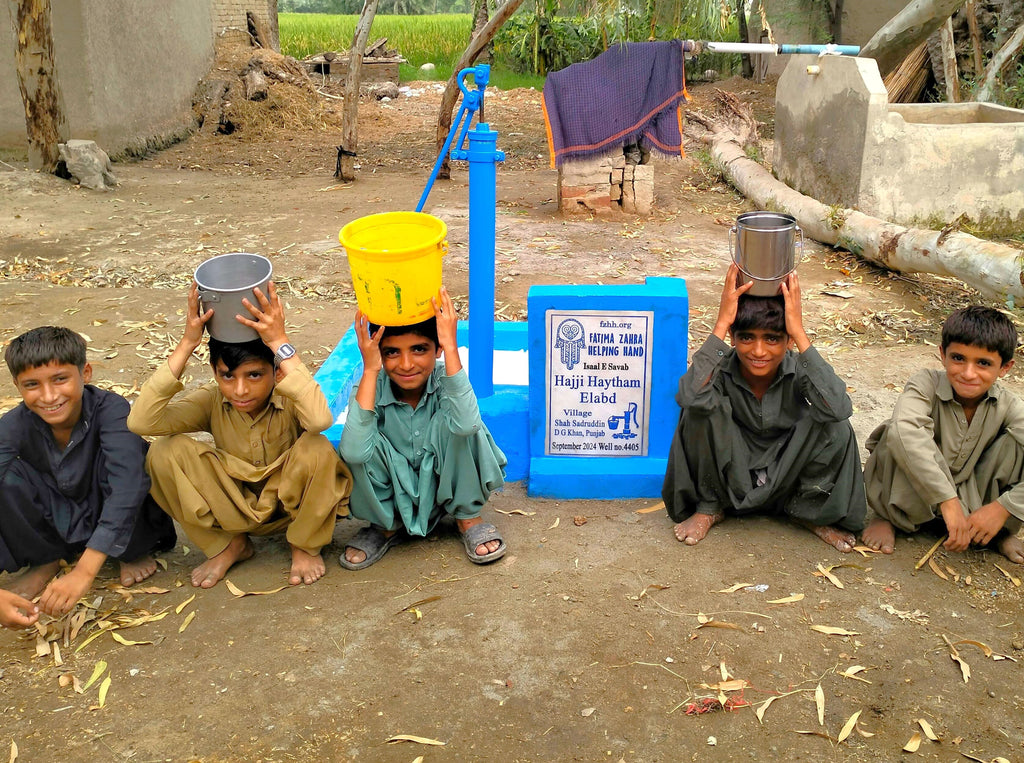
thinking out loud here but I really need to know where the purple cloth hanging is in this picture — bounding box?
[543,40,689,168]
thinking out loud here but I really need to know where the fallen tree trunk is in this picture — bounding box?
[688,105,1024,300]
[860,0,966,79]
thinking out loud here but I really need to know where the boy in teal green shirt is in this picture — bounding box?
[338,287,507,569]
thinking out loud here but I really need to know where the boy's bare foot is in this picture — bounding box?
[673,511,724,545]
[289,547,326,585]
[6,560,61,599]
[995,532,1024,564]
[861,518,896,554]
[456,517,502,557]
[119,555,159,586]
[802,522,856,553]
[191,535,254,588]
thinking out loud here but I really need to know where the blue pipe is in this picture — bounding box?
[779,44,860,55]
[454,121,503,398]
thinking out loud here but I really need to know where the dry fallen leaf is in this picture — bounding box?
[697,620,744,632]
[175,593,196,615]
[34,635,51,658]
[928,556,949,580]
[546,517,560,531]
[580,707,596,717]
[914,536,945,570]
[943,635,971,683]
[839,665,873,684]
[716,582,753,593]
[814,684,825,726]
[224,579,287,597]
[179,610,196,634]
[95,675,111,709]
[634,501,665,514]
[837,709,862,743]
[917,718,938,741]
[993,563,1021,587]
[111,632,154,646]
[494,508,536,516]
[755,696,778,723]
[767,593,804,604]
[903,731,921,752]
[9,740,16,763]
[83,661,107,691]
[385,735,446,746]
[815,563,844,589]
[811,625,859,637]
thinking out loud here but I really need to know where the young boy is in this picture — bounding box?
[862,305,1024,563]
[662,264,866,551]
[128,282,351,588]
[338,287,507,569]
[0,327,176,617]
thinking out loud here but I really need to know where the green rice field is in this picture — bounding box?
[279,12,543,89]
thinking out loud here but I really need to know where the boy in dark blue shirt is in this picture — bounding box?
[0,327,175,618]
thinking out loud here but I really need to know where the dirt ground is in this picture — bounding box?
[1,72,1023,763]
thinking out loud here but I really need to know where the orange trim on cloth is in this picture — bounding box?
[552,88,689,164]
[542,98,557,170]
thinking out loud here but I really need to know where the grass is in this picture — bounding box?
[279,12,544,90]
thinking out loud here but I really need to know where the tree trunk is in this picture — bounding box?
[472,0,491,64]
[8,0,68,172]
[337,0,380,181]
[433,0,526,181]
[965,0,982,76]
[860,0,967,79]
[939,17,960,101]
[690,113,1024,300]
[976,21,1024,101]
[737,1,753,79]
[267,0,281,53]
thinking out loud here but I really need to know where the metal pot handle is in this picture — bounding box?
[795,225,804,259]
[197,290,220,303]
[728,226,737,262]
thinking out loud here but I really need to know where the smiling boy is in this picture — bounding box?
[128,283,351,588]
[662,264,866,551]
[0,327,175,619]
[863,306,1024,563]
[337,287,507,569]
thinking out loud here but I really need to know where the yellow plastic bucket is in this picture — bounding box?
[340,211,448,326]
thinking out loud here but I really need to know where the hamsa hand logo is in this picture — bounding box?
[554,319,585,370]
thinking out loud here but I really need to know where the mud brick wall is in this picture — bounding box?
[211,0,278,49]
[558,154,654,215]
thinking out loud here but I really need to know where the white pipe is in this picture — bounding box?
[702,42,778,55]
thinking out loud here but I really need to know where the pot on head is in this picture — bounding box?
[194,253,273,343]
[730,211,802,296]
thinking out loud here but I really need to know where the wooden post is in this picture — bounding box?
[939,17,960,102]
[337,0,380,181]
[965,0,983,75]
[8,0,69,171]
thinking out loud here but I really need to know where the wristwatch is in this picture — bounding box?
[274,343,297,364]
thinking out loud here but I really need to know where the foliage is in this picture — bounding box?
[280,0,471,13]
[279,12,542,88]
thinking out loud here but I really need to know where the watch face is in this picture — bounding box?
[277,343,296,360]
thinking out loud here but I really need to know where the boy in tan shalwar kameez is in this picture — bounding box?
[129,282,351,589]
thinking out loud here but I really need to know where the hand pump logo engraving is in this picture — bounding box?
[554,319,585,370]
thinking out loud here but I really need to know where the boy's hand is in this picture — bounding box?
[238,281,289,350]
[432,287,459,354]
[780,272,811,352]
[354,310,384,375]
[967,500,1010,546]
[0,590,39,629]
[939,497,972,552]
[183,282,214,348]
[712,263,754,340]
[39,567,94,616]
[169,283,215,379]
[432,287,463,377]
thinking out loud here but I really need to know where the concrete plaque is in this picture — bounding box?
[545,310,653,456]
